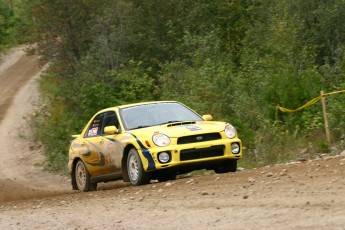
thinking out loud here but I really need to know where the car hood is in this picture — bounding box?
[128,121,227,138]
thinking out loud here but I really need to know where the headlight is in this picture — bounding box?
[152,133,171,147]
[158,152,171,163]
[225,124,237,139]
[231,143,240,154]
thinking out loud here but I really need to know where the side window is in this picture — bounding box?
[85,113,105,137]
[102,111,120,135]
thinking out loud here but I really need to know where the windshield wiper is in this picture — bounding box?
[159,120,182,125]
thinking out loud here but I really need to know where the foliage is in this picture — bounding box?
[7,0,345,172]
[0,0,15,47]
[33,73,75,173]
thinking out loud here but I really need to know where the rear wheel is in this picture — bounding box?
[75,160,97,192]
[127,148,151,185]
[214,160,237,174]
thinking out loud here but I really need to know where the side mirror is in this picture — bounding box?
[202,114,213,121]
[104,126,119,135]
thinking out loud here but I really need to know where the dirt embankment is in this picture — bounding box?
[0,47,345,230]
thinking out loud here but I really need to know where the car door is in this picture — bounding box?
[98,111,124,173]
[82,113,108,176]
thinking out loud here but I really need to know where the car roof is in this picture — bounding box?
[98,101,178,113]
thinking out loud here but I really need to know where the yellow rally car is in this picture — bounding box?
[68,101,242,191]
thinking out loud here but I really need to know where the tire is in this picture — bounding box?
[157,173,176,182]
[75,160,97,192]
[214,160,237,174]
[127,148,151,185]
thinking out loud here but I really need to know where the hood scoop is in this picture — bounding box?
[167,121,196,127]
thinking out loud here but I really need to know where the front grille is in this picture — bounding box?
[180,145,225,161]
[177,132,221,144]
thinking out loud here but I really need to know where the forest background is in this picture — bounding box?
[2,0,345,173]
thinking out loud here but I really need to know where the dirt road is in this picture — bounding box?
[0,47,70,202]
[0,48,345,230]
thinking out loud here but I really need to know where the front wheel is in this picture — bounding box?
[127,148,151,185]
[214,160,237,174]
[75,160,97,192]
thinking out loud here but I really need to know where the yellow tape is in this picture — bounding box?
[277,89,345,113]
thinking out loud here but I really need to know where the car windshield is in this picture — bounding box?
[120,102,203,130]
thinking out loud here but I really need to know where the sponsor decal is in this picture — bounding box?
[87,127,98,136]
[91,127,98,135]
[121,133,132,142]
[196,136,203,141]
[185,125,202,131]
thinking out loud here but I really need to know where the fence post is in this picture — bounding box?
[321,90,331,143]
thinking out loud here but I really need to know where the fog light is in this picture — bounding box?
[231,143,240,154]
[158,152,170,163]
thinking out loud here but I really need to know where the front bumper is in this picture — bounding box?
[141,138,242,171]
